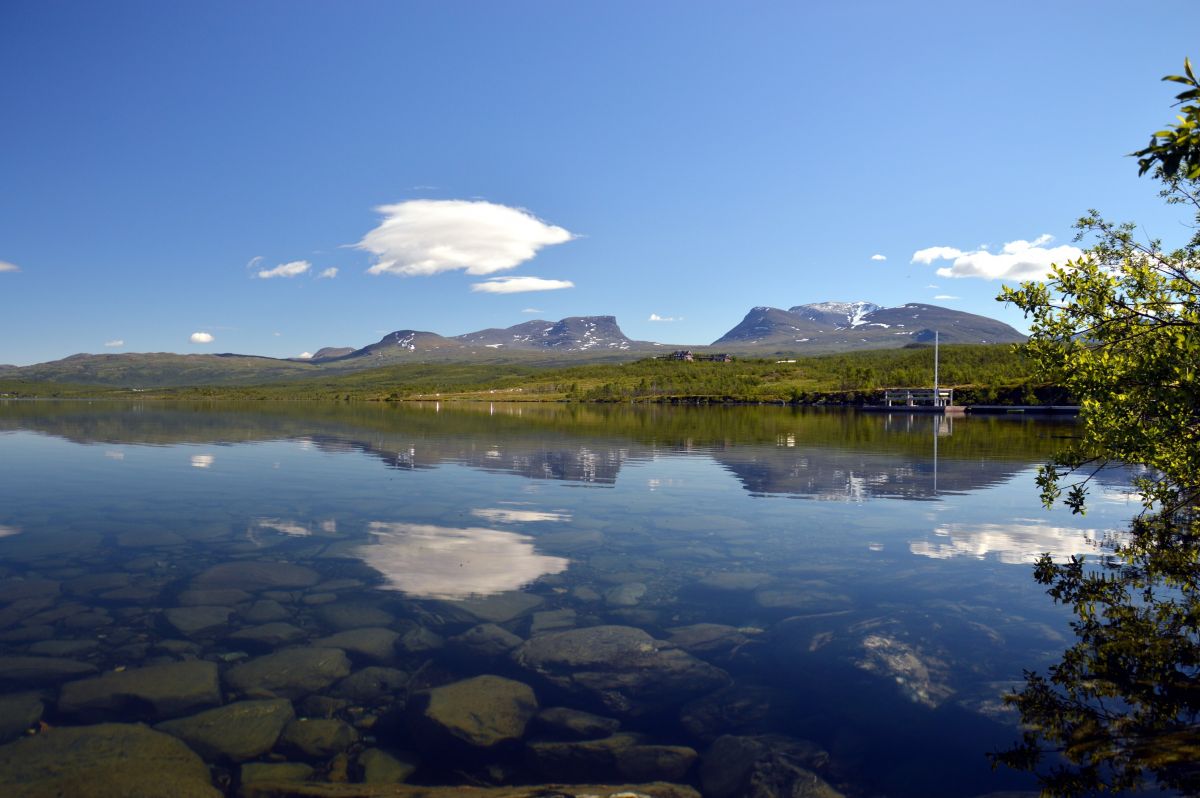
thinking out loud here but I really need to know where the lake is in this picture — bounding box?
[0,400,1139,797]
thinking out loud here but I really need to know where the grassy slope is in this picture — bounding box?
[0,343,1065,404]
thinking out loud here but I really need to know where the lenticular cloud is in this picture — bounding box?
[358,199,574,277]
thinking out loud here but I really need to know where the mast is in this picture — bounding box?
[934,330,940,406]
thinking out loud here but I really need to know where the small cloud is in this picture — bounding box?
[521,308,543,314]
[257,260,311,279]
[317,267,338,279]
[870,254,887,262]
[912,235,1082,281]
[648,313,679,322]
[104,339,124,348]
[359,199,574,277]
[296,351,313,359]
[190,332,214,344]
[470,276,574,294]
[272,332,282,337]
[0,260,20,273]
[245,255,264,271]
[933,295,960,301]
[926,284,939,289]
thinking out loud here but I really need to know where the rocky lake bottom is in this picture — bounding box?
[0,402,1141,797]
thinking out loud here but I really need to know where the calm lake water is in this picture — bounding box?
[0,400,1140,797]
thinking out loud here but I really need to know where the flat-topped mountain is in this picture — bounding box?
[714,301,1024,351]
[455,315,637,352]
[0,305,1023,388]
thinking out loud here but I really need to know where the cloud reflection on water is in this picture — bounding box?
[0,525,21,538]
[357,521,569,599]
[470,507,571,524]
[910,521,1105,564]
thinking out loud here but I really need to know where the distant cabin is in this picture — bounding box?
[665,350,733,362]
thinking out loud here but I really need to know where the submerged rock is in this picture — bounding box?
[242,599,291,624]
[155,698,295,761]
[193,561,320,590]
[240,761,315,785]
[317,602,395,631]
[238,782,699,798]
[0,722,220,797]
[700,734,839,798]
[445,592,544,623]
[525,733,640,780]
[449,623,524,658]
[0,691,44,743]
[225,647,352,699]
[58,660,221,721]
[165,605,234,635]
[0,655,97,686]
[407,674,538,750]
[315,628,400,662]
[230,622,308,647]
[331,666,410,703]
[512,625,730,717]
[535,706,620,739]
[358,747,419,783]
[280,717,360,757]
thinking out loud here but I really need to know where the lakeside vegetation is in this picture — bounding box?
[0,343,1066,405]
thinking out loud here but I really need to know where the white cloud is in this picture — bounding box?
[272,331,282,337]
[318,267,338,279]
[190,332,214,344]
[470,276,574,294]
[296,351,313,359]
[359,199,574,277]
[870,254,887,262]
[104,339,124,348]
[911,235,1082,281]
[648,313,679,322]
[933,295,960,301]
[521,308,543,314]
[0,260,20,273]
[257,260,311,279]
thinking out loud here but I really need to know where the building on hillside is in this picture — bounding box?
[663,351,733,362]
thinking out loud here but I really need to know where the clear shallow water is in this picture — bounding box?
[0,401,1140,796]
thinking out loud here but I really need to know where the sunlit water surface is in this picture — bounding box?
[0,401,1139,796]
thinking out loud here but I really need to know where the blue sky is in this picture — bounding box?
[1,1,1197,365]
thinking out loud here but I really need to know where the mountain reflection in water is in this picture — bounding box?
[0,400,1140,797]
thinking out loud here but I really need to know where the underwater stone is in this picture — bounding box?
[165,605,233,635]
[0,722,220,797]
[155,698,295,761]
[0,655,98,686]
[280,717,360,757]
[315,627,400,662]
[699,734,839,798]
[193,561,320,590]
[225,647,352,699]
[58,660,221,721]
[331,666,410,703]
[535,706,621,739]
[449,623,524,658]
[444,591,543,623]
[240,761,315,785]
[0,691,44,743]
[358,747,419,783]
[241,599,291,624]
[316,602,395,631]
[407,674,538,750]
[512,625,730,717]
[229,622,308,647]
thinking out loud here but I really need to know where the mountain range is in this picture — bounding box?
[0,302,1024,387]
